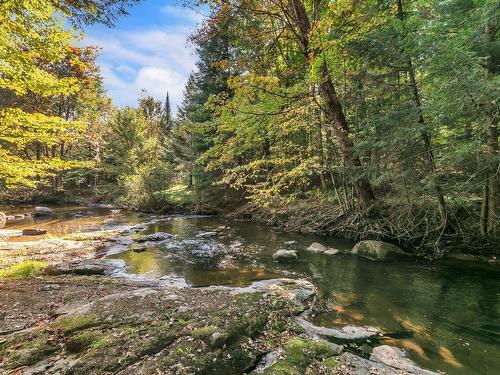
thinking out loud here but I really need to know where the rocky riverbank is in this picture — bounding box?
[0,275,438,374]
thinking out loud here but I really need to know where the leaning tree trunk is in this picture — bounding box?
[288,0,375,208]
[397,0,449,230]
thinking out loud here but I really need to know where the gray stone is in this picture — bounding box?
[253,350,281,372]
[272,249,298,261]
[296,317,380,343]
[352,240,405,260]
[211,332,230,347]
[33,206,53,217]
[132,245,147,253]
[45,259,126,276]
[196,231,218,238]
[306,242,327,253]
[338,351,439,375]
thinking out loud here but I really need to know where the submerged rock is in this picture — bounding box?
[34,206,53,217]
[324,249,341,255]
[352,240,404,260]
[135,232,174,242]
[306,242,342,255]
[370,345,439,375]
[273,249,298,261]
[22,229,48,236]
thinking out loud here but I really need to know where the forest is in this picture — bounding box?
[3,0,498,256]
[0,1,499,375]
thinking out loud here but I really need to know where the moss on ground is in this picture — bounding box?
[0,260,47,279]
[61,230,119,241]
[0,331,57,369]
[52,314,99,334]
[260,338,339,375]
[65,331,105,353]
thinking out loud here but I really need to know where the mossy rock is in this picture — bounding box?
[352,240,405,260]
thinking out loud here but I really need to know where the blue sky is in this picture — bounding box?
[82,0,205,111]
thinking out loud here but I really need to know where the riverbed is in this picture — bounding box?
[1,207,499,374]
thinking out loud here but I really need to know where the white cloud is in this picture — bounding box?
[85,25,197,111]
[135,66,185,104]
[161,5,205,23]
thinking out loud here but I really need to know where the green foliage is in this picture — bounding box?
[102,101,174,210]
[0,0,108,190]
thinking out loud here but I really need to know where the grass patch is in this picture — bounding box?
[154,184,195,206]
[0,260,47,280]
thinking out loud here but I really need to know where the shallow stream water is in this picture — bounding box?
[2,207,499,374]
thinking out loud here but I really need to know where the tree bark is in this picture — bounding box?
[480,19,499,236]
[485,111,499,235]
[288,0,375,208]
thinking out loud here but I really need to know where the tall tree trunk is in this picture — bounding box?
[485,109,499,235]
[288,0,375,208]
[480,20,499,236]
[397,0,449,229]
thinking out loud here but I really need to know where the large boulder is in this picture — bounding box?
[273,249,298,261]
[33,206,53,217]
[352,240,404,260]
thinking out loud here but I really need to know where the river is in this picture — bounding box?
[2,207,499,374]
